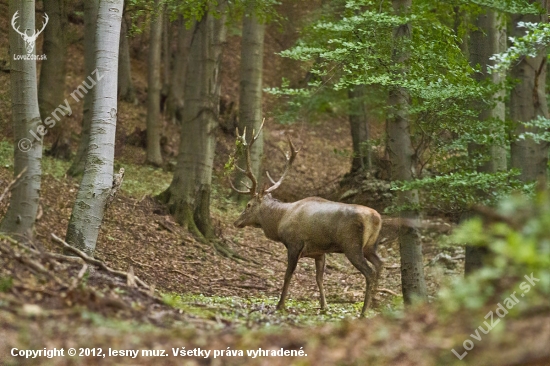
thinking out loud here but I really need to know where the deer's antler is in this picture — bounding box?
[265,135,299,194]
[229,119,265,196]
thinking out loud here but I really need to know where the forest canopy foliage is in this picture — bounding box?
[268,0,549,214]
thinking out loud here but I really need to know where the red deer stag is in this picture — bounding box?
[229,122,383,316]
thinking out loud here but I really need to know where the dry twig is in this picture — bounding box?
[0,167,27,203]
[377,288,399,296]
[50,233,150,289]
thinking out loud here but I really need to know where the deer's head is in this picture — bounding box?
[230,119,298,228]
[12,11,49,54]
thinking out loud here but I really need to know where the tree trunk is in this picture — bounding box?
[65,0,123,256]
[465,8,507,274]
[159,6,226,240]
[348,84,371,173]
[161,10,171,111]
[165,17,192,124]
[67,0,98,177]
[1,0,43,237]
[387,0,428,305]
[145,0,164,166]
[510,0,550,183]
[233,5,265,201]
[118,12,136,103]
[38,0,69,159]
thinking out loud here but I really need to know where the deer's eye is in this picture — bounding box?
[247,203,251,208]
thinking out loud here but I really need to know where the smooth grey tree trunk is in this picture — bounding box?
[38,0,68,158]
[67,0,98,177]
[146,0,163,166]
[387,0,428,305]
[65,0,123,255]
[165,17,192,124]
[233,6,265,201]
[158,6,226,241]
[118,13,136,103]
[161,10,171,109]
[348,84,371,173]
[510,0,550,183]
[465,8,507,274]
[1,0,43,237]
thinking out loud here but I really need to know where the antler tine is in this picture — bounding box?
[228,176,251,195]
[231,120,266,196]
[234,164,246,174]
[242,129,258,195]
[265,171,277,185]
[253,118,266,142]
[265,135,299,194]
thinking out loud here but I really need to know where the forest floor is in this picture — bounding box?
[1,1,550,364]
[1,141,549,366]
[2,99,549,365]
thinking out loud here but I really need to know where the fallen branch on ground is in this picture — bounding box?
[377,288,399,296]
[171,268,198,280]
[51,233,151,290]
[51,234,165,305]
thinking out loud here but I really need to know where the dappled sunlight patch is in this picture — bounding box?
[118,164,172,198]
[162,293,377,329]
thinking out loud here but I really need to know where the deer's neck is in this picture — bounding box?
[259,197,291,242]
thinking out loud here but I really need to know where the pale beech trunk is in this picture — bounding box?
[510,0,550,183]
[38,0,68,158]
[465,9,507,273]
[1,0,43,236]
[387,0,428,304]
[159,5,226,240]
[118,13,136,103]
[233,6,265,201]
[146,0,163,166]
[65,0,123,255]
[348,84,371,173]
[165,17,192,124]
[67,0,98,177]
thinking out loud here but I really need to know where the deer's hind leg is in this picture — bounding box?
[344,245,376,317]
[364,246,383,295]
[314,254,327,310]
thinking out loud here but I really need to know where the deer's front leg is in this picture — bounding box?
[276,244,302,311]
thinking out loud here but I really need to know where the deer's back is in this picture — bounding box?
[277,197,381,254]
